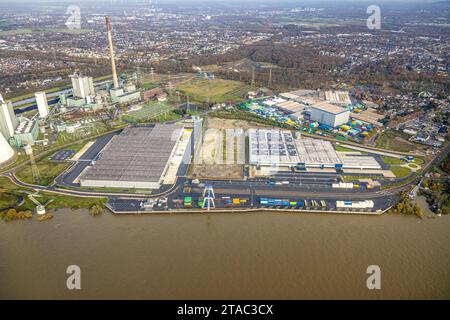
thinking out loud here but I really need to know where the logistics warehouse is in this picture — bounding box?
[79,123,195,190]
[248,128,381,170]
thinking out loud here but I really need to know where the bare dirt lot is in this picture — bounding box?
[190,164,244,180]
[206,118,269,130]
[188,117,259,180]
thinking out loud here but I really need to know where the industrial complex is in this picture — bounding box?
[0,15,442,218]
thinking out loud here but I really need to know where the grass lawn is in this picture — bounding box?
[391,166,412,178]
[407,163,420,169]
[0,193,19,209]
[335,145,358,152]
[121,102,180,123]
[381,156,405,165]
[16,161,70,186]
[0,177,107,212]
[177,78,250,104]
[342,175,383,182]
[413,158,425,165]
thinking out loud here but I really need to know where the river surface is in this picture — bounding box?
[0,206,449,299]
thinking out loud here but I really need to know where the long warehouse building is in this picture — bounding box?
[80,124,184,189]
[249,129,381,170]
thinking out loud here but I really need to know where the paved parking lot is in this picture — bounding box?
[51,149,75,161]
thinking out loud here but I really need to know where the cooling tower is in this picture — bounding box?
[0,132,14,165]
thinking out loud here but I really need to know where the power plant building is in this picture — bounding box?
[35,92,49,118]
[11,118,39,147]
[80,124,184,189]
[70,74,95,99]
[110,85,141,104]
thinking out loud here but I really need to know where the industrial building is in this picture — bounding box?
[11,118,39,147]
[248,129,381,170]
[324,90,352,106]
[249,129,299,166]
[110,84,141,104]
[80,124,185,189]
[350,108,384,127]
[70,74,95,99]
[308,102,350,128]
[295,139,342,168]
[338,154,381,169]
[35,92,49,118]
[66,73,107,110]
[0,94,18,140]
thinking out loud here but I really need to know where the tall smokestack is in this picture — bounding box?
[106,16,119,89]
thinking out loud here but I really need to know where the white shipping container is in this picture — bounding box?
[336,200,374,209]
[332,182,354,189]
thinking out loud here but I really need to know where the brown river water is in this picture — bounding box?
[1,200,449,299]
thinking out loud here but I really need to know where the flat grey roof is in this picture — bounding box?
[80,124,181,184]
[295,139,342,165]
[249,129,299,165]
[310,102,349,115]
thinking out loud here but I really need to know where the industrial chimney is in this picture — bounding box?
[106,16,119,89]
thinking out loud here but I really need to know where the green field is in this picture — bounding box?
[121,102,180,123]
[177,78,251,104]
[335,145,358,152]
[381,156,405,165]
[391,166,412,179]
[14,142,96,186]
[342,175,383,182]
[16,160,70,186]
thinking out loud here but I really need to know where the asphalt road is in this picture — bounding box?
[56,132,118,188]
